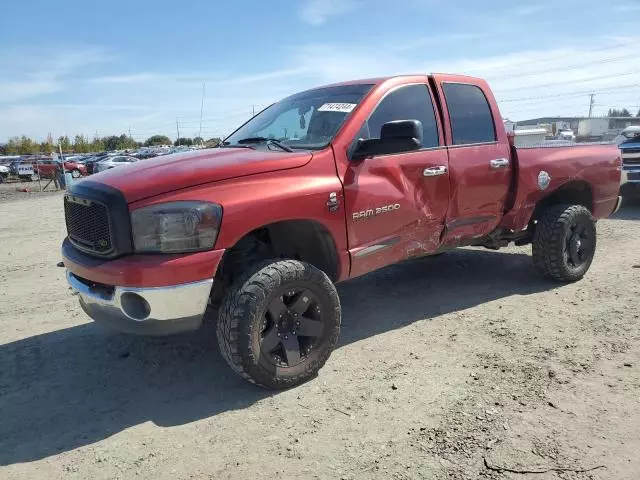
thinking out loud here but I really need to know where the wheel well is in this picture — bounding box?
[217,220,340,288]
[532,181,593,222]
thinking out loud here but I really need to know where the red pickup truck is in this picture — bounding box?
[62,74,621,388]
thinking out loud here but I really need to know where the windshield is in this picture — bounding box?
[224,83,374,150]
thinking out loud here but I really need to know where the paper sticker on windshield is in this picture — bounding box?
[317,103,357,113]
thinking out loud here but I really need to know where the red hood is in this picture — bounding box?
[88,148,312,203]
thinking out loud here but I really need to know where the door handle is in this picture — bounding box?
[423,166,447,177]
[490,158,510,169]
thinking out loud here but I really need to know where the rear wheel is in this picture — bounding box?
[30,173,39,181]
[217,259,341,389]
[532,204,596,282]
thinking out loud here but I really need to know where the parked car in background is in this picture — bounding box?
[82,155,109,175]
[620,135,640,196]
[0,165,9,182]
[34,159,87,178]
[32,160,60,179]
[614,126,640,145]
[62,159,88,178]
[557,129,576,142]
[132,150,159,160]
[93,155,138,173]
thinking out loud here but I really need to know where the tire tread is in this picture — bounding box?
[216,259,340,389]
[532,204,596,282]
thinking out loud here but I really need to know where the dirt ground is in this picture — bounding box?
[1,191,639,480]
[0,180,63,203]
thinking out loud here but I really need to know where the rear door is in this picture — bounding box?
[340,82,450,277]
[431,76,512,245]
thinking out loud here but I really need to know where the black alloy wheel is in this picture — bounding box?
[564,220,594,269]
[217,260,341,389]
[261,288,325,368]
[532,204,597,282]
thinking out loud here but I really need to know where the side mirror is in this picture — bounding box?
[351,120,423,161]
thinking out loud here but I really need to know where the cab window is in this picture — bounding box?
[358,84,439,149]
[443,83,496,145]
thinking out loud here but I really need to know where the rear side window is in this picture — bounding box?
[443,83,496,145]
[364,84,439,148]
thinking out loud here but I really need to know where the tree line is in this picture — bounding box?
[607,108,640,118]
[1,134,222,156]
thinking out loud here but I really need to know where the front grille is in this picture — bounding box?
[64,196,113,255]
[622,149,640,166]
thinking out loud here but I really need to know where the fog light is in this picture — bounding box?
[120,292,151,321]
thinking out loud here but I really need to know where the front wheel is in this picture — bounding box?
[217,259,341,389]
[71,169,81,178]
[532,204,596,282]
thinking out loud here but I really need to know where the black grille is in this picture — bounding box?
[64,196,113,255]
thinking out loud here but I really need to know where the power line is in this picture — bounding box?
[499,83,640,103]
[495,70,640,93]
[484,52,639,81]
[465,39,638,74]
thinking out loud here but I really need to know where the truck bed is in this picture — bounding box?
[500,143,621,231]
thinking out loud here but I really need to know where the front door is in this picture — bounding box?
[340,83,450,277]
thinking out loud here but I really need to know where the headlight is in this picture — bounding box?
[131,201,222,253]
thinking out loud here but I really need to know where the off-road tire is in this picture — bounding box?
[71,169,81,178]
[217,259,341,389]
[532,204,596,282]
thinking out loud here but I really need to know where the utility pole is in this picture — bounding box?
[588,93,595,118]
[252,105,255,116]
[176,119,180,146]
[199,83,205,144]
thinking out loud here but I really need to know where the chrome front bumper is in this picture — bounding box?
[66,271,213,335]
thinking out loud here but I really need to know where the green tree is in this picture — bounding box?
[89,135,105,152]
[58,135,72,153]
[103,135,120,151]
[608,108,633,117]
[40,142,54,154]
[144,135,172,146]
[205,137,221,147]
[193,136,204,145]
[10,135,40,155]
[174,137,194,146]
[6,137,20,154]
[74,134,91,153]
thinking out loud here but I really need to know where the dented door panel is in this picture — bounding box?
[343,148,450,277]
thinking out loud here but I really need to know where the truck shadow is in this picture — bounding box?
[0,249,553,465]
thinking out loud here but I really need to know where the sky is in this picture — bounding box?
[1,0,639,142]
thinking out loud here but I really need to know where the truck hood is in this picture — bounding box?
[620,140,640,150]
[88,147,312,203]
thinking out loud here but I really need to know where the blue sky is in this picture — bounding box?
[1,0,639,142]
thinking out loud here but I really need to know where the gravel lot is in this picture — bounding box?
[1,191,639,480]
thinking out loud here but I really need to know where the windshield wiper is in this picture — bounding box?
[219,141,254,149]
[235,137,294,152]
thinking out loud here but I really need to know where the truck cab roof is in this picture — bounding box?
[306,73,484,90]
